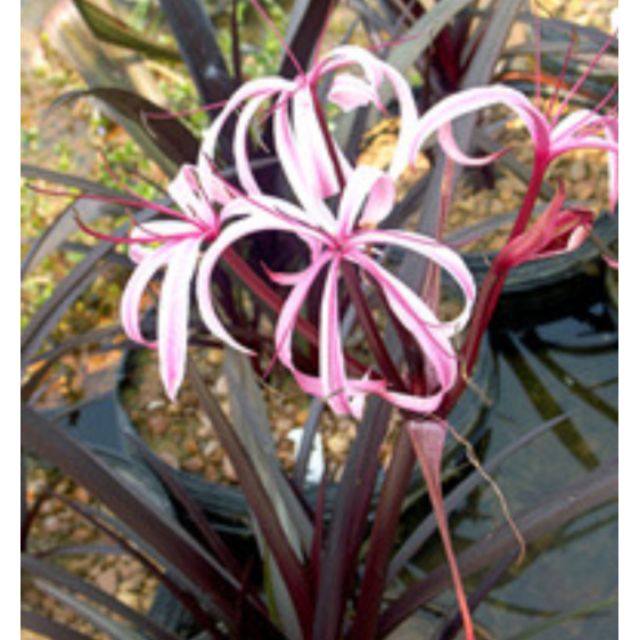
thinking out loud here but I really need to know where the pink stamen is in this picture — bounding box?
[142,98,230,121]
[248,0,305,77]
[553,80,618,144]
[550,30,618,126]
[73,212,200,246]
[27,184,206,230]
[545,31,577,119]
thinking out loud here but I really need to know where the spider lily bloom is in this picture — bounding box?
[408,84,619,218]
[119,165,229,400]
[197,45,418,213]
[196,164,475,419]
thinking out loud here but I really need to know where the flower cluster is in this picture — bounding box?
[99,38,617,640]
[119,42,616,415]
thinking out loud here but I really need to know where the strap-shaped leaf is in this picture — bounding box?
[278,0,336,78]
[21,405,281,639]
[158,0,233,109]
[49,88,199,166]
[22,554,179,640]
[72,0,182,61]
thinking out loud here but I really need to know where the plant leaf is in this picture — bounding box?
[49,88,199,166]
[379,457,617,636]
[21,404,280,638]
[158,0,233,110]
[72,0,182,61]
[22,554,179,640]
[21,609,93,640]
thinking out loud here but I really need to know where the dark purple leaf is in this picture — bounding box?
[49,88,199,165]
[187,359,314,635]
[21,405,281,639]
[22,609,93,640]
[158,0,233,110]
[379,457,617,636]
[22,555,179,640]
[312,397,391,639]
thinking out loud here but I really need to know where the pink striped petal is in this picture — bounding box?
[349,251,457,402]
[410,85,551,166]
[196,214,312,353]
[120,242,176,347]
[319,258,352,415]
[328,73,384,112]
[292,84,344,200]
[273,98,338,232]
[338,166,395,234]
[197,76,294,189]
[233,94,272,196]
[437,122,507,167]
[351,229,476,337]
[316,45,419,178]
[158,237,202,401]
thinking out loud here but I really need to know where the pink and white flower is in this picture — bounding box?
[196,164,476,419]
[119,165,230,400]
[197,45,418,212]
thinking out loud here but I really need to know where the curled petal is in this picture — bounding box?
[319,259,352,415]
[274,254,385,419]
[351,229,476,337]
[233,94,272,196]
[328,73,384,112]
[273,94,338,232]
[410,85,550,166]
[292,85,350,201]
[437,122,507,167]
[348,251,454,413]
[197,214,315,353]
[316,45,419,178]
[158,237,202,400]
[197,76,294,191]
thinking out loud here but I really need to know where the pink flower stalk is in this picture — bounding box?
[196,44,418,212]
[195,164,475,419]
[118,165,229,400]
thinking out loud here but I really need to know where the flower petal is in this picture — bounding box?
[120,242,176,346]
[168,165,218,227]
[410,85,550,165]
[196,214,313,353]
[338,165,395,234]
[316,45,419,178]
[348,251,456,413]
[272,94,338,232]
[351,229,476,337]
[437,122,507,167]
[158,237,202,400]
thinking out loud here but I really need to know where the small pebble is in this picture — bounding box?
[182,456,204,473]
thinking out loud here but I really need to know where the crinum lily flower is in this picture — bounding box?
[196,44,418,213]
[409,83,618,216]
[196,164,475,419]
[118,165,229,400]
